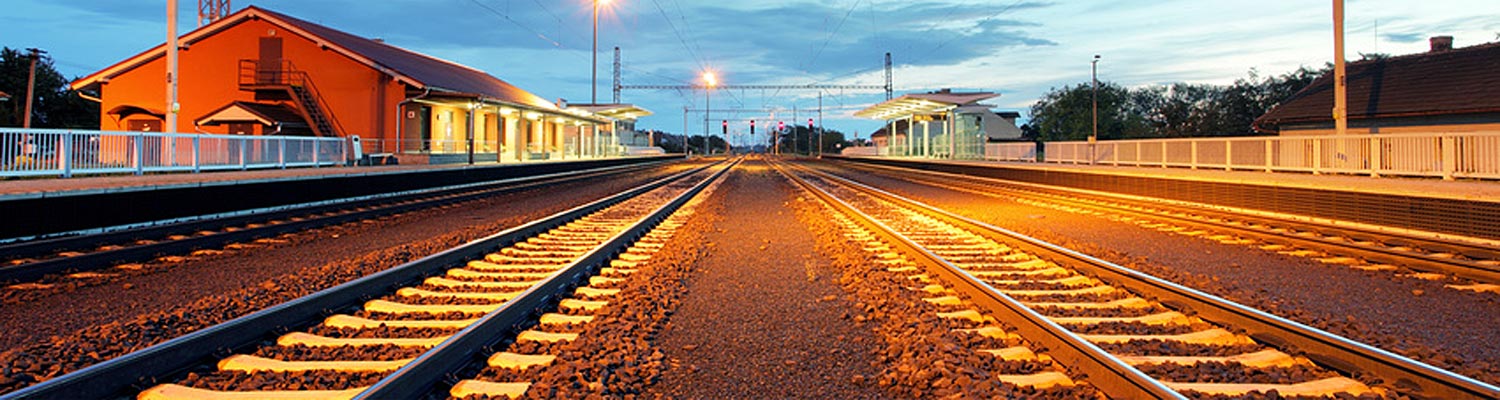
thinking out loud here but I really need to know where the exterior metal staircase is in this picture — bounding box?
[238,59,345,138]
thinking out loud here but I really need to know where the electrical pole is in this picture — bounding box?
[817,92,823,157]
[1090,54,1101,165]
[167,0,180,133]
[591,0,599,104]
[22,48,44,129]
[1332,0,1347,136]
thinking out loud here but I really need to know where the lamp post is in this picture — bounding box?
[1090,54,1100,165]
[592,0,610,104]
[702,71,716,156]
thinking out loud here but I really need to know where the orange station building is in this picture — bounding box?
[71,6,632,164]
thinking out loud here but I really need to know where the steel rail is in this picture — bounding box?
[356,157,738,399]
[772,160,1184,400]
[0,162,670,284]
[801,162,1500,399]
[0,161,721,400]
[832,159,1500,284]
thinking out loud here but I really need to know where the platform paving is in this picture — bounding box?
[906,158,1500,203]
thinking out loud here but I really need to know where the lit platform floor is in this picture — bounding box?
[868,157,1500,203]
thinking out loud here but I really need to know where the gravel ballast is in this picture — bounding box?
[0,164,689,394]
[822,161,1500,385]
[645,161,889,398]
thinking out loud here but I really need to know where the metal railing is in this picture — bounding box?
[984,142,1040,162]
[1022,132,1500,180]
[238,59,347,138]
[1,128,347,178]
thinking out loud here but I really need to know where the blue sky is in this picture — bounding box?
[4,1,1499,143]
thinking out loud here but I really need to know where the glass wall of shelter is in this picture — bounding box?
[883,111,986,160]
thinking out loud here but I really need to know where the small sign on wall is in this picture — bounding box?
[406,111,416,119]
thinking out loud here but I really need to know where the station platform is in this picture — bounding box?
[830,156,1500,242]
[0,164,450,200]
[925,159,1500,203]
[0,156,680,241]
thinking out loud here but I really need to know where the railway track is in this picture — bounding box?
[776,160,1499,399]
[0,158,734,399]
[828,160,1500,287]
[0,161,676,285]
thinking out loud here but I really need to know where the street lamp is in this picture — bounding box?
[701,71,716,156]
[592,0,611,104]
[1090,54,1100,164]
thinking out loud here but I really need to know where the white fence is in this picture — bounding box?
[984,142,1040,162]
[1022,132,1500,180]
[1,128,348,178]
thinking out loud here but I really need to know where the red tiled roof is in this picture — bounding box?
[1254,42,1500,132]
[253,7,558,111]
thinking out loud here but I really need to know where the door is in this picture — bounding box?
[258,37,283,83]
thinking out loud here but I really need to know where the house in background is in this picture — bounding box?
[856,89,1023,158]
[70,6,632,164]
[1255,36,1500,135]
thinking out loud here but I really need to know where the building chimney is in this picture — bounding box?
[371,38,384,44]
[1430,36,1453,52]
[557,98,568,109]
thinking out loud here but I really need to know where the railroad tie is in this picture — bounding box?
[1000,284,1115,297]
[1045,311,1194,326]
[539,313,595,326]
[446,268,555,281]
[956,326,1017,339]
[559,298,609,312]
[217,354,412,373]
[488,352,556,370]
[423,276,538,290]
[363,299,503,315]
[994,371,1076,389]
[600,267,637,277]
[977,346,1045,362]
[1115,349,1304,369]
[466,260,563,272]
[1162,377,1376,397]
[276,332,449,348]
[516,330,579,343]
[395,287,520,302]
[1021,297,1152,310]
[1078,328,1253,346]
[322,314,478,330]
[449,380,531,399]
[138,384,369,400]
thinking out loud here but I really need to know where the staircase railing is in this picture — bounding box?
[237,59,347,138]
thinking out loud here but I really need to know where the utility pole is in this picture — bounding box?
[1090,54,1101,165]
[816,93,823,157]
[167,0,180,133]
[591,0,599,104]
[792,105,799,155]
[1332,0,1348,136]
[22,48,44,128]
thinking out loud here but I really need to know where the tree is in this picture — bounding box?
[1027,66,1325,139]
[1027,82,1150,141]
[0,48,99,129]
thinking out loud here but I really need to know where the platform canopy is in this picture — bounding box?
[569,103,654,122]
[854,91,998,120]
